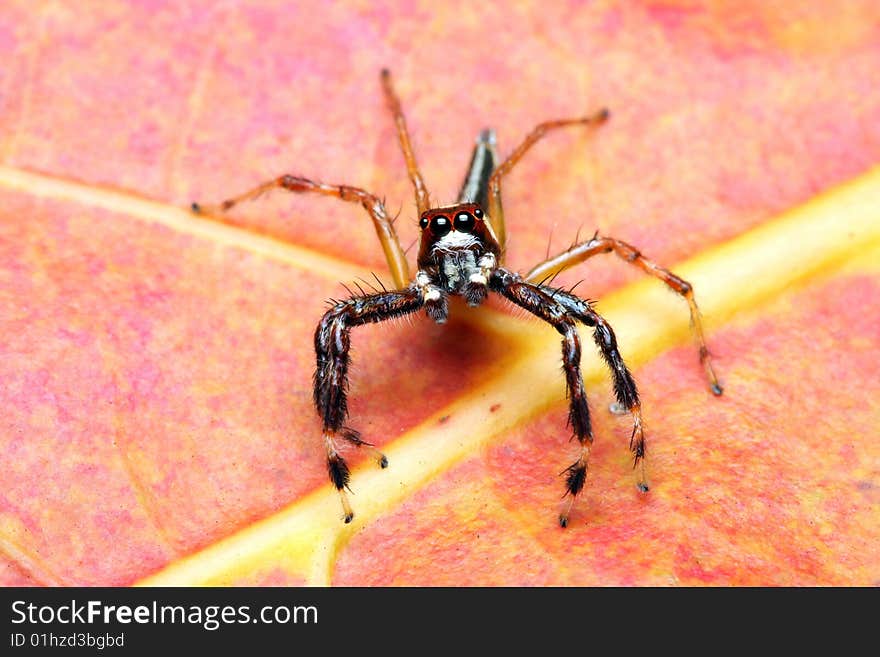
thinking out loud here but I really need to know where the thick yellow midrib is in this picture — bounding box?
[2,164,879,586]
[0,166,372,284]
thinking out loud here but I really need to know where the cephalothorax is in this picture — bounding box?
[193,70,722,527]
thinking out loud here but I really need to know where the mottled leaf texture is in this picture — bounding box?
[0,1,878,586]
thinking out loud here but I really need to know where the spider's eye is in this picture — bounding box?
[473,207,484,219]
[419,216,429,230]
[430,215,451,237]
[454,211,475,232]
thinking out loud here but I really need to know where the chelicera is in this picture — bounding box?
[193,70,722,527]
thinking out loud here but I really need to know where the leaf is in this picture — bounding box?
[1,1,878,586]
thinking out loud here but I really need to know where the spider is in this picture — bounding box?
[192,69,722,528]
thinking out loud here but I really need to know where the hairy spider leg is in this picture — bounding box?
[381,69,431,216]
[192,175,411,289]
[544,286,648,493]
[487,108,610,255]
[489,268,599,528]
[525,235,723,395]
[314,286,431,522]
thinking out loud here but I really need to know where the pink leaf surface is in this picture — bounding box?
[1,0,878,586]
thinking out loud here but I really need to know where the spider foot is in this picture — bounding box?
[339,489,354,524]
[558,495,577,529]
[327,455,355,524]
[362,445,389,469]
[190,200,232,215]
[361,445,388,469]
[591,107,610,123]
[634,453,650,493]
[699,345,724,396]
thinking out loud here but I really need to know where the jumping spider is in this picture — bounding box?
[192,69,722,528]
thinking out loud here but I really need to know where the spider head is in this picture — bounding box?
[416,203,499,264]
[416,203,501,295]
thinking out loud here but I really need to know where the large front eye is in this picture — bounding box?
[430,215,451,237]
[454,211,475,233]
